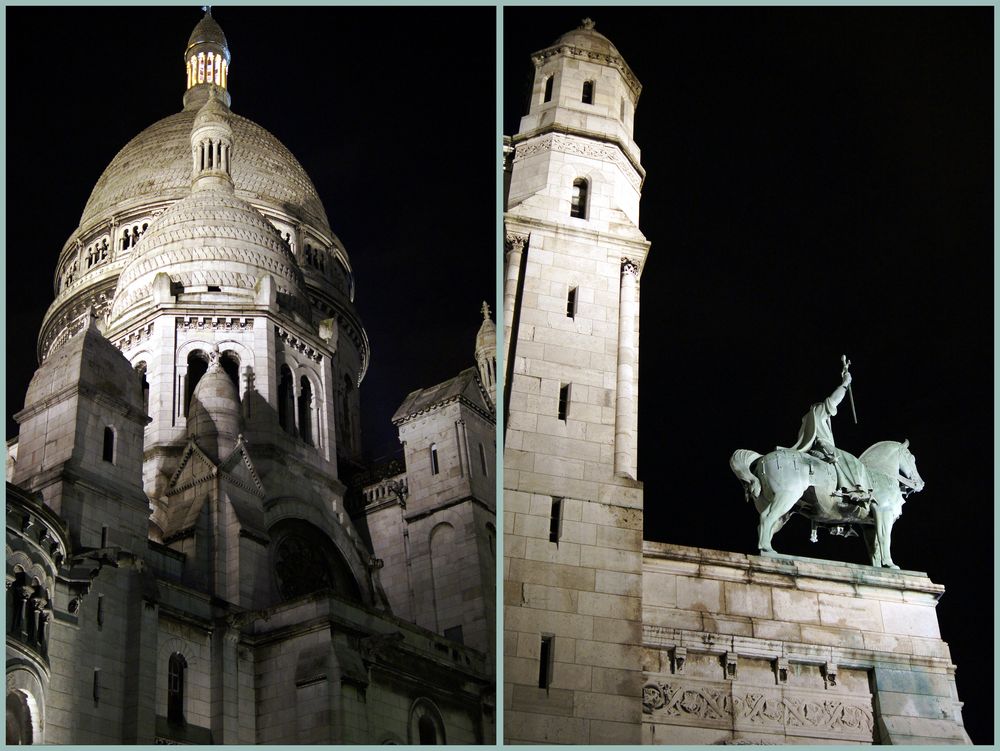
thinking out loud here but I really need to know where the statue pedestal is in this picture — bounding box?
[641,543,971,745]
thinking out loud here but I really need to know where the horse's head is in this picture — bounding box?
[899,439,925,493]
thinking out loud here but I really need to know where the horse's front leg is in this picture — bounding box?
[874,508,901,569]
[758,489,800,553]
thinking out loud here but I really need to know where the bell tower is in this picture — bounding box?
[503,20,650,745]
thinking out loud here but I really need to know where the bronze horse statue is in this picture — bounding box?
[730,440,924,568]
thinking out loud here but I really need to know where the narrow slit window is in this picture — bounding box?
[168,653,187,725]
[539,635,554,689]
[543,76,553,103]
[570,179,588,219]
[620,97,626,120]
[549,498,562,543]
[567,286,578,318]
[102,427,115,463]
[479,442,489,476]
[430,443,440,475]
[582,80,594,104]
[558,384,570,421]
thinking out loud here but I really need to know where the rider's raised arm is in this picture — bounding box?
[826,371,851,410]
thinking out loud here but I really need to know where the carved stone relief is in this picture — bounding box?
[642,678,874,741]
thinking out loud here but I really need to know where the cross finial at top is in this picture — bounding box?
[481,301,491,320]
[581,18,595,30]
[202,5,212,15]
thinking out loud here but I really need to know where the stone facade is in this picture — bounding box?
[642,544,970,744]
[6,10,493,745]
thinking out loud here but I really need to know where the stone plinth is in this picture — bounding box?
[641,543,970,745]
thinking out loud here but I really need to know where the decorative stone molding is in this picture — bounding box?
[513,132,642,190]
[642,681,731,720]
[774,657,789,684]
[114,322,154,350]
[822,662,838,689]
[724,651,738,680]
[176,316,254,332]
[504,232,528,258]
[671,646,687,674]
[621,257,640,277]
[276,325,322,362]
[642,680,874,739]
[40,291,113,360]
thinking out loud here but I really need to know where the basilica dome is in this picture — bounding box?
[552,19,621,58]
[78,110,332,236]
[109,188,306,323]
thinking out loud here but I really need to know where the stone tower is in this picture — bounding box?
[503,20,651,744]
[359,306,498,661]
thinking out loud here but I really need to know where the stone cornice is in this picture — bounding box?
[511,124,646,184]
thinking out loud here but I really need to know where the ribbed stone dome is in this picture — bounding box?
[553,20,621,58]
[110,189,306,321]
[186,12,229,59]
[79,110,331,235]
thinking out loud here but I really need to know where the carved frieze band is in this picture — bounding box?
[642,681,874,738]
[276,326,323,362]
[114,323,154,351]
[513,133,642,190]
[176,316,254,332]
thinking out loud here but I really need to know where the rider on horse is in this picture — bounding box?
[785,370,873,505]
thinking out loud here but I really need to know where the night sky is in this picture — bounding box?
[506,7,992,744]
[5,6,495,463]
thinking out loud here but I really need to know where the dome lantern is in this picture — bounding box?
[184,8,232,110]
[191,86,235,193]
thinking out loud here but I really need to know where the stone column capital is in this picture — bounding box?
[505,232,528,257]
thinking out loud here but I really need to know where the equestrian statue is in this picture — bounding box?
[729,357,924,568]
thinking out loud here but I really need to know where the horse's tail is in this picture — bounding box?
[730,449,763,502]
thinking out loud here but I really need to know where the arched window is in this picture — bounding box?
[582,80,595,104]
[185,351,209,416]
[419,715,437,744]
[543,75,553,103]
[135,361,150,417]
[167,653,186,725]
[298,376,313,446]
[430,443,440,475]
[408,698,446,745]
[6,690,35,745]
[270,520,363,602]
[220,351,240,393]
[570,179,588,219]
[102,427,115,463]
[278,365,296,437]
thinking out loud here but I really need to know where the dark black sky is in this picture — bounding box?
[5,7,495,463]
[506,7,992,744]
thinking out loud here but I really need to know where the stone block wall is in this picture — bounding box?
[641,543,971,744]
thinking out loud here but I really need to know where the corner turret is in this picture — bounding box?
[475,302,497,410]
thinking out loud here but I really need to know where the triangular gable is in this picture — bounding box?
[166,440,218,496]
[219,438,266,498]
